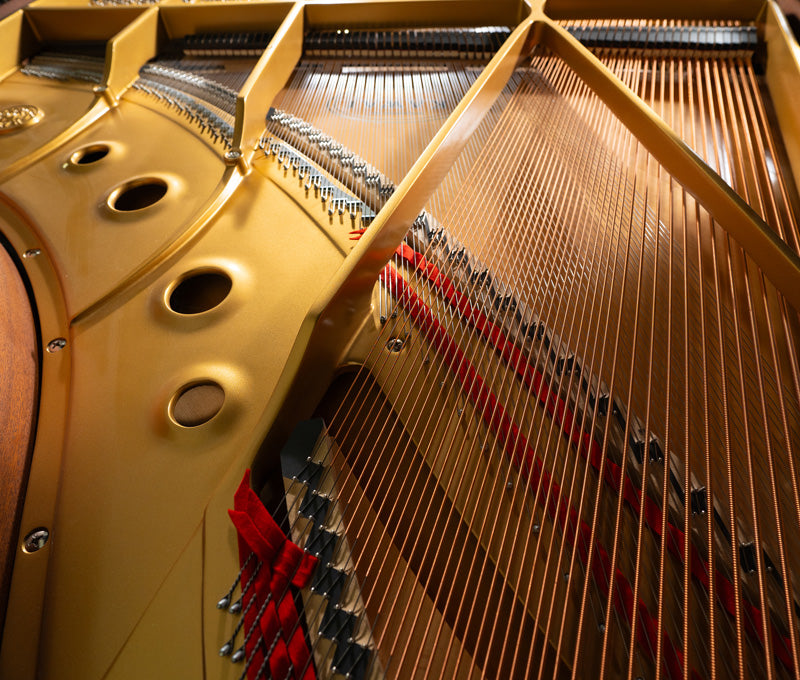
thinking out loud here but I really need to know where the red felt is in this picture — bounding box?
[384,256,795,676]
[229,471,318,680]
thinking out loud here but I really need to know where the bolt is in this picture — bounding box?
[386,338,404,352]
[22,248,41,258]
[46,338,67,353]
[22,528,49,553]
[224,149,242,165]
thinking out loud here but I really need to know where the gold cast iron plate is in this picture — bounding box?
[0,105,43,134]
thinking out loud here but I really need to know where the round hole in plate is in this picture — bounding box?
[172,381,225,427]
[69,144,110,166]
[169,270,232,315]
[109,178,168,212]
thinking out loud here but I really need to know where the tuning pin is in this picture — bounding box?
[232,646,246,663]
[219,642,233,657]
[229,598,243,614]
[217,595,231,610]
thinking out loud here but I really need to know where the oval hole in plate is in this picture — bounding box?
[70,144,110,166]
[109,178,168,212]
[172,381,225,427]
[169,270,232,315]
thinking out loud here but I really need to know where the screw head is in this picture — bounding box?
[22,248,41,259]
[385,337,404,352]
[224,149,242,164]
[46,338,67,353]
[22,528,49,553]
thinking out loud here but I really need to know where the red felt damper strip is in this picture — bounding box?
[229,470,319,680]
[391,243,796,671]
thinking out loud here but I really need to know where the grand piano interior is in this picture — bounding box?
[1,0,800,678]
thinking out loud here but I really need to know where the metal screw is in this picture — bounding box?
[46,338,67,353]
[385,338,404,352]
[22,528,49,553]
[532,523,540,534]
[224,149,242,164]
[22,248,41,258]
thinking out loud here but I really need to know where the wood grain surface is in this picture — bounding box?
[0,241,38,641]
[0,0,34,21]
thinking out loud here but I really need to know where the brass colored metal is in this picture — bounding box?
[0,103,42,133]
[102,6,160,101]
[764,2,800,194]
[234,2,303,162]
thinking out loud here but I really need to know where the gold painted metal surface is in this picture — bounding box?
[765,1,800,193]
[0,103,42,132]
[234,2,303,159]
[0,74,100,176]
[0,13,37,81]
[0,0,798,678]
